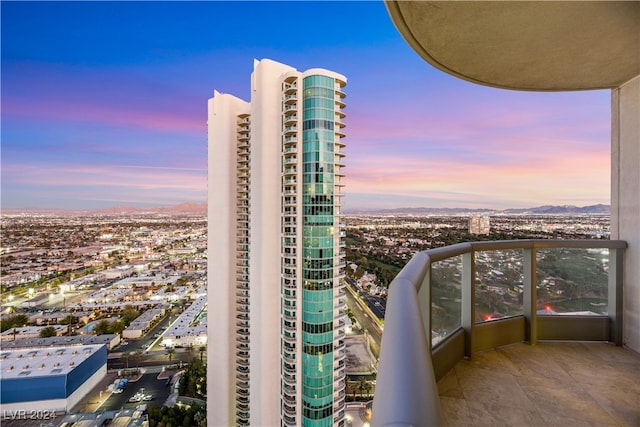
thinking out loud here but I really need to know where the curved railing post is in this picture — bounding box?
[461,251,475,358]
[523,246,537,345]
[371,252,442,427]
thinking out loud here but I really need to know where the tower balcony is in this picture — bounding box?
[335,98,346,109]
[283,125,298,135]
[283,322,296,334]
[282,374,297,387]
[284,94,298,104]
[283,177,297,185]
[284,83,297,94]
[371,239,632,427]
[282,413,297,427]
[283,353,296,365]
[284,114,298,125]
[237,116,250,125]
[283,280,297,291]
[282,403,297,418]
[283,156,297,166]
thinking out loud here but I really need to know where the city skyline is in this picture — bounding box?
[2,1,611,211]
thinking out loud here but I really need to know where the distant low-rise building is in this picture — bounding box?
[0,325,67,342]
[122,304,168,339]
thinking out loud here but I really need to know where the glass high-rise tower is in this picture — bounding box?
[208,59,347,427]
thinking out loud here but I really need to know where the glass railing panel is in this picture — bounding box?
[474,249,524,322]
[431,255,462,345]
[536,247,609,315]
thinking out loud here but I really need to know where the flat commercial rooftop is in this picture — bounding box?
[0,344,105,379]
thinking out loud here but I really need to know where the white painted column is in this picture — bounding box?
[611,75,640,352]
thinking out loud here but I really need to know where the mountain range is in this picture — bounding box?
[349,204,610,215]
[2,203,609,216]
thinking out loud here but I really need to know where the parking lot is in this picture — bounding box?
[100,372,172,411]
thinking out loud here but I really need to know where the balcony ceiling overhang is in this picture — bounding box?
[385,1,640,91]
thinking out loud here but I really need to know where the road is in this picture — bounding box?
[345,280,382,359]
[108,348,193,370]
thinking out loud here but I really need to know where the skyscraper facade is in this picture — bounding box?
[208,59,347,427]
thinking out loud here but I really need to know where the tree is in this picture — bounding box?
[112,320,126,335]
[199,346,206,363]
[120,306,141,326]
[166,347,176,364]
[130,350,144,368]
[0,314,29,332]
[39,326,57,338]
[59,315,78,325]
[363,381,372,397]
[93,320,110,335]
[178,360,207,398]
[357,379,373,398]
[122,352,131,369]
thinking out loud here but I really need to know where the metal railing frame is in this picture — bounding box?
[371,239,626,427]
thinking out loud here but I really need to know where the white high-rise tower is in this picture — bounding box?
[207,59,347,427]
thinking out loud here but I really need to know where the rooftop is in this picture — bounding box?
[0,344,106,379]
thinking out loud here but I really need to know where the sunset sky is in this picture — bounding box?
[1,1,611,211]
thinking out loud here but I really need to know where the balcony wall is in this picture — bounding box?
[371,239,626,427]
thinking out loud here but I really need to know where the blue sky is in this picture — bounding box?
[1,1,611,210]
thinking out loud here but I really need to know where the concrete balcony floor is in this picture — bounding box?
[438,342,640,426]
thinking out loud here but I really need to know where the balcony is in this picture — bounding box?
[284,114,298,125]
[371,239,632,427]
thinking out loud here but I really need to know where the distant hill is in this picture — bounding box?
[502,204,610,215]
[2,203,608,216]
[2,202,207,216]
[346,204,610,215]
[95,202,207,215]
